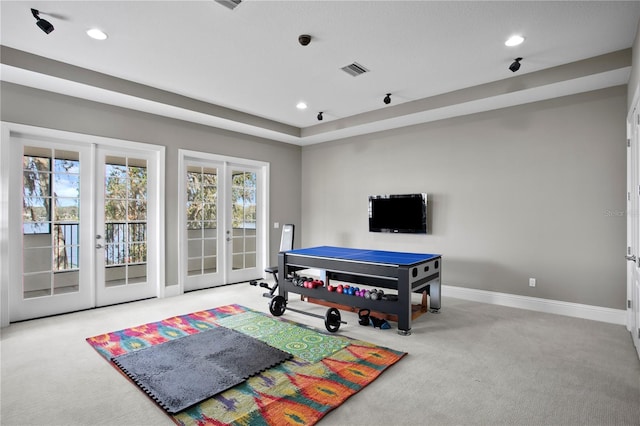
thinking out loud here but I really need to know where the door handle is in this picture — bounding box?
[96,244,103,249]
[626,255,636,262]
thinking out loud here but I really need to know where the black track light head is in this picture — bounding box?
[383,93,391,105]
[298,34,311,46]
[31,9,54,34]
[317,112,323,121]
[509,57,523,73]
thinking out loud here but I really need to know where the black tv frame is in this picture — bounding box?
[368,193,427,234]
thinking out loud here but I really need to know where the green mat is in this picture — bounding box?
[216,311,349,362]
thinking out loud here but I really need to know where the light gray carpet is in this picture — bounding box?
[1,282,639,425]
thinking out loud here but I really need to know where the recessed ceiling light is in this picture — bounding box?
[296,102,307,110]
[87,28,108,40]
[505,35,525,47]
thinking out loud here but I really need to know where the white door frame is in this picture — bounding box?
[0,122,165,326]
[178,149,269,293]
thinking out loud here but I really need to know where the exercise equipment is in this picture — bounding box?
[358,308,371,326]
[269,295,345,333]
[249,224,294,298]
[324,308,342,332]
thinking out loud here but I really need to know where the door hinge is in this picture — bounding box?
[628,299,632,309]
[628,138,631,147]
[628,192,631,201]
[628,246,632,255]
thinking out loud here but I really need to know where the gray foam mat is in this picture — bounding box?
[112,326,293,413]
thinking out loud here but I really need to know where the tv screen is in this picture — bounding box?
[369,193,427,234]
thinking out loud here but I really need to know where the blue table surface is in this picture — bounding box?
[286,246,441,266]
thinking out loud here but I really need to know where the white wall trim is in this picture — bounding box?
[155,146,166,298]
[443,285,627,325]
[163,284,181,298]
[177,151,188,295]
[0,124,11,327]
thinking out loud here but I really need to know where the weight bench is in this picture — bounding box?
[250,224,294,298]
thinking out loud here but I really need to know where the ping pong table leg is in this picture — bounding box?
[277,252,288,301]
[429,276,441,313]
[397,269,412,335]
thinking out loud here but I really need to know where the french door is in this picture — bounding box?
[95,147,160,306]
[181,151,267,291]
[3,124,163,322]
[627,102,640,359]
[8,139,94,320]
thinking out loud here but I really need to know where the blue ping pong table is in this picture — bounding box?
[278,246,442,335]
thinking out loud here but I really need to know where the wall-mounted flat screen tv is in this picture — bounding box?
[369,193,427,234]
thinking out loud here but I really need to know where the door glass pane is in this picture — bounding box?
[54,271,79,295]
[22,147,81,298]
[23,272,51,298]
[186,165,218,276]
[104,156,148,287]
[231,170,257,271]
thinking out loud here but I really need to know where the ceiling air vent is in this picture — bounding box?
[215,0,242,10]
[341,62,369,77]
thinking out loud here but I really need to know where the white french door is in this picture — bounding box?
[226,165,262,283]
[627,102,640,359]
[184,160,222,289]
[180,151,267,291]
[3,123,163,323]
[8,137,94,321]
[95,147,159,306]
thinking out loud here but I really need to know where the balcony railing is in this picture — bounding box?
[24,222,148,271]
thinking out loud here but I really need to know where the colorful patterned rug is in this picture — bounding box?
[86,304,407,426]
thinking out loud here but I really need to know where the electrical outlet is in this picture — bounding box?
[529,278,536,287]
[273,222,280,229]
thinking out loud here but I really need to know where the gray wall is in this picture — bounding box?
[1,82,302,287]
[630,18,640,107]
[301,86,627,310]
[1,80,629,309]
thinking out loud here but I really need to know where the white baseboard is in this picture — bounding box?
[443,285,626,325]
[163,284,181,298]
[280,269,626,325]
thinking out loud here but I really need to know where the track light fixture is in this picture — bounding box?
[31,8,54,34]
[383,93,391,105]
[509,57,523,73]
[317,112,323,121]
[298,34,312,46]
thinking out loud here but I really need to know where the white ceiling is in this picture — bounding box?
[1,1,639,145]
